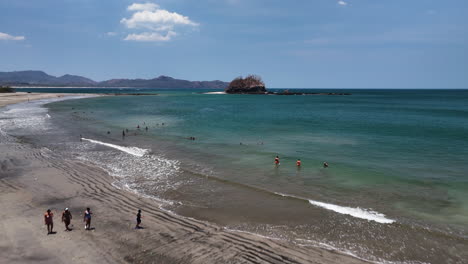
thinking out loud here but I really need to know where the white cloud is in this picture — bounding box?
[0,32,25,41]
[128,2,159,12]
[338,1,347,6]
[106,32,117,36]
[124,31,176,42]
[121,9,198,31]
[121,2,198,42]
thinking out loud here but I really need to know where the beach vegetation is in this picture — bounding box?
[0,86,15,93]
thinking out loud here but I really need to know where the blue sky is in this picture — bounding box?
[0,0,467,88]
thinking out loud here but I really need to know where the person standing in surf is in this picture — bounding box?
[44,209,54,234]
[275,156,280,166]
[296,159,301,167]
[83,207,92,230]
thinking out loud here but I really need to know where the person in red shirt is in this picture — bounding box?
[296,159,301,167]
[44,209,54,234]
[274,156,280,166]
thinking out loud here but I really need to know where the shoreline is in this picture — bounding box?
[0,92,158,109]
[0,92,100,108]
[0,93,370,264]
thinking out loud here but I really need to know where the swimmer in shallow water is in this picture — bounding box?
[275,156,280,166]
[323,162,329,168]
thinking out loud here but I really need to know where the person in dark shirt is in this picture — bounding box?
[83,208,92,230]
[136,209,142,229]
[62,208,72,231]
[44,209,54,234]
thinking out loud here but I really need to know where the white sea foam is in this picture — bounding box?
[0,95,95,135]
[81,138,149,157]
[308,200,395,224]
[203,91,226,94]
[274,192,394,224]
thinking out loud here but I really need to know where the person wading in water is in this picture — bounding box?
[296,159,301,167]
[274,156,280,166]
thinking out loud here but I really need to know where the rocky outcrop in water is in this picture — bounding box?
[225,76,351,96]
[225,75,266,94]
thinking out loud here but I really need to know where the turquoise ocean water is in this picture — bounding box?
[11,88,468,263]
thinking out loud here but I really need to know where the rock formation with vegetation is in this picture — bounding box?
[225,75,266,94]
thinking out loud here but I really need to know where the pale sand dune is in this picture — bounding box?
[0,95,369,264]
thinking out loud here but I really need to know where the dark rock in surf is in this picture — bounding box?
[225,75,267,94]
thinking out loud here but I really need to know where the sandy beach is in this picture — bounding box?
[0,93,369,264]
[0,92,80,108]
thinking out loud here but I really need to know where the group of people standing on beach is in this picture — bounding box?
[274,156,329,168]
[44,208,142,235]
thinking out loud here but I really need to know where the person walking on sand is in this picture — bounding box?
[296,159,301,167]
[83,207,92,230]
[136,209,142,229]
[275,156,280,166]
[44,209,54,234]
[62,208,72,231]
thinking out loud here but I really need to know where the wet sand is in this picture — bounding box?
[0,94,369,264]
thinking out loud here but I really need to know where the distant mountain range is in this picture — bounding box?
[0,71,228,89]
